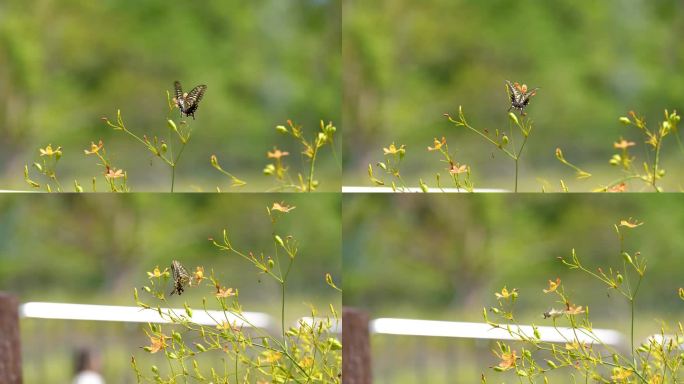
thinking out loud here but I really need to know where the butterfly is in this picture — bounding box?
[174,81,207,119]
[170,259,190,296]
[506,80,539,116]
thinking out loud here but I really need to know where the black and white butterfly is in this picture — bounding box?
[170,259,190,296]
[174,81,207,120]
[506,80,539,116]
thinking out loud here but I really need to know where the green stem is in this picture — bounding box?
[630,276,643,363]
[171,166,176,193]
[514,131,530,193]
[281,280,286,345]
[514,158,519,193]
[170,142,187,193]
[447,115,516,159]
[651,135,662,192]
[307,145,319,192]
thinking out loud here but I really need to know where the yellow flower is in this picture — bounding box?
[383,143,405,155]
[147,334,170,353]
[494,286,518,300]
[564,341,586,350]
[611,367,633,381]
[146,266,168,278]
[267,147,289,160]
[619,218,643,228]
[84,140,104,155]
[300,356,314,368]
[215,287,236,298]
[39,144,62,157]
[193,266,205,284]
[427,137,446,151]
[271,202,296,213]
[543,277,561,293]
[262,350,283,363]
[217,320,240,332]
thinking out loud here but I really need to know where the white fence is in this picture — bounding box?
[371,317,624,345]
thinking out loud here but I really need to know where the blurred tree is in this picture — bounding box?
[343,0,684,189]
[0,0,341,190]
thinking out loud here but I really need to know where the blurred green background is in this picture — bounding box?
[343,194,684,383]
[343,0,684,191]
[0,0,341,191]
[0,194,341,383]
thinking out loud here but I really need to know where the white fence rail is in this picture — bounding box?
[20,302,273,328]
[342,186,507,193]
[370,317,624,346]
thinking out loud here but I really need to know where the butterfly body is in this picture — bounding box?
[506,80,538,116]
[174,81,207,119]
[170,259,190,296]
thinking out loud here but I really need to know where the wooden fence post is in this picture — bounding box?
[342,307,371,384]
[0,293,21,384]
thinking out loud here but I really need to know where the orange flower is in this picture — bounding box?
[613,139,635,150]
[448,162,468,175]
[497,350,517,370]
[427,137,446,151]
[271,202,296,213]
[215,287,236,298]
[608,183,627,193]
[543,278,561,293]
[105,167,125,179]
[84,140,104,155]
[267,148,289,160]
[565,304,585,316]
[619,218,643,228]
[147,334,170,353]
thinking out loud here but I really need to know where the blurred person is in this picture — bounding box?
[72,348,105,384]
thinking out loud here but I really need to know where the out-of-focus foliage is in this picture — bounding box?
[343,0,684,190]
[0,0,341,191]
[343,194,684,382]
[344,194,684,321]
[0,194,341,383]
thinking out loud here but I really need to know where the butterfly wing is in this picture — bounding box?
[505,80,522,103]
[185,85,207,108]
[520,88,539,106]
[174,81,184,101]
[174,81,185,115]
[170,260,190,296]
